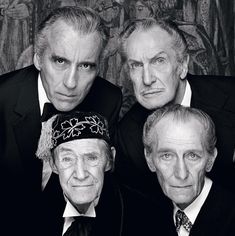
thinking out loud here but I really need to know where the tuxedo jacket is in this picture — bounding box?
[41,173,176,236]
[115,73,235,199]
[0,65,122,236]
[167,184,235,236]
[189,184,235,235]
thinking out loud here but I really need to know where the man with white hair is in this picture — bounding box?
[143,105,235,236]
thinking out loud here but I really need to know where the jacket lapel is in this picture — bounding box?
[12,66,42,190]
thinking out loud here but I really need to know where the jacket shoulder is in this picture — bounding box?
[188,73,235,89]
[0,65,38,104]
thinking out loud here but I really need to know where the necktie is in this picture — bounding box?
[175,210,192,233]
[41,102,59,122]
[64,217,93,236]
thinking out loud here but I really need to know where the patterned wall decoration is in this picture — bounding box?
[0,0,234,117]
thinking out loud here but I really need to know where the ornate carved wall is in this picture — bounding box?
[0,0,234,117]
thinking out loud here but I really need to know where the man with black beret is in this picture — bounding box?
[36,111,176,236]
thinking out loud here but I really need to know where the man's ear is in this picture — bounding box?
[144,148,156,172]
[33,53,41,71]
[206,148,217,172]
[179,54,189,80]
[105,146,116,172]
[49,155,59,175]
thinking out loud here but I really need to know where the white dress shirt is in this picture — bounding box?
[173,177,213,236]
[181,80,192,107]
[38,75,53,190]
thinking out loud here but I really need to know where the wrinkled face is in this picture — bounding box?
[52,139,112,211]
[145,117,216,209]
[34,20,102,112]
[125,26,188,110]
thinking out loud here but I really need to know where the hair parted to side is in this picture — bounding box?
[143,104,217,156]
[34,6,108,57]
[119,17,188,64]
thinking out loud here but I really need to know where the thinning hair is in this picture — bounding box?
[119,17,188,64]
[34,6,108,57]
[143,104,217,156]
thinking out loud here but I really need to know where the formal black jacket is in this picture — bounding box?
[41,173,176,236]
[0,65,122,236]
[166,184,235,236]
[115,74,235,199]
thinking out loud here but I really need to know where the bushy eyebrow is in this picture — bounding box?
[51,53,97,68]
[51,54,69,63]
[128,51,168,64]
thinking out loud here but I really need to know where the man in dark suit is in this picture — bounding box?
[36,111,175,236]
[0,6,121,235]
[143,104,235,235]
[115,18,235,198]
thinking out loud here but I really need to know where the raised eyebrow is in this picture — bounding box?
[78,61,97,67]
[51,54,69,63]
[58,147,74,154]
[83,152,100,157]
[185,150,204,155]
[150,52,167,62]
[127,59,143,65]
[156,148,175,154]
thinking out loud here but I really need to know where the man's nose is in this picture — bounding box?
[73,159,88,180]
[174,158,189,180]
[142,66,156,86]
[63,67,77,89]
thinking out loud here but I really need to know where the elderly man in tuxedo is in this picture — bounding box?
[36,111,174,236]
[0,6,121,236]
[115,17,235,198]
[143,104,235,236]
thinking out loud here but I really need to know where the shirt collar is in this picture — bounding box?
[181,80,191,107]
[173,177,212,225]
[62,198,96,235]
[38,73,50,115]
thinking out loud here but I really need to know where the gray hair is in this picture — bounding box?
[34,6,108,57]
[143,104,217,156]
[119,18,188,64]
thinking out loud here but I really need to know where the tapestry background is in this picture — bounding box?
[0,0,234,117]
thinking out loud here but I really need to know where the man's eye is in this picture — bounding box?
[186,152,199,160]
[87,155,99,161]
[79,63,93,70]
[55,58,65,64]
[160,153,173,161]
[152,57,166,65]
[61,156,73,162]
[130,62,143,69]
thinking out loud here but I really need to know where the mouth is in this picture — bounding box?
[141,89,164,97]
[72,184,93,188]
[171,185,192,189]
[57,93,77,99]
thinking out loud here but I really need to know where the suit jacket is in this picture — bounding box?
[115,73,235,199]
[0,65,122,236]
[41,173,176,236]
[167,184,235,236]
[190,184,235,235]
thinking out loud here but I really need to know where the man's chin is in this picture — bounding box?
[54,103,78,112]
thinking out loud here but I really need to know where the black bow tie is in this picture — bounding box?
[64,217,93,236]
[41,103,59,122]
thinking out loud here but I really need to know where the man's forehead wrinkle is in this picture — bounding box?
[162,137,197,145]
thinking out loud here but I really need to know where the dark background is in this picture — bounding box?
[0,0,234,117]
